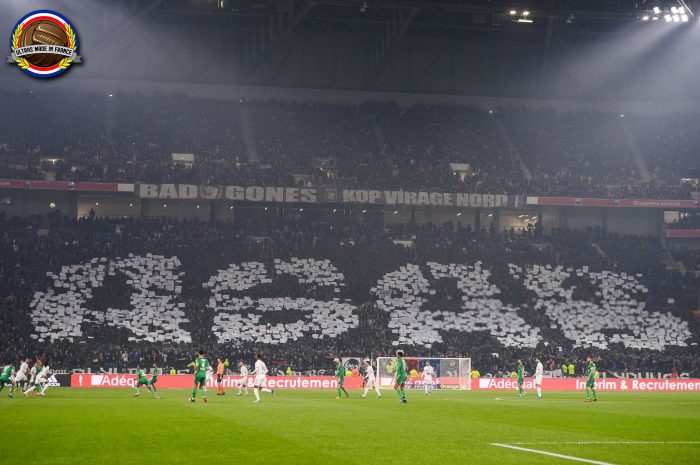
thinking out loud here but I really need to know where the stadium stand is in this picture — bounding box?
[0,213,697,376]
[1,90,698,199]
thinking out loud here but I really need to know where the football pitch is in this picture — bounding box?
[0,389,698,465]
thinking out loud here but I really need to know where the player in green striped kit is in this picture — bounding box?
[190,351,210,403]
[585,356,598,402]
[394,350,407,403]
[0,365,16,399]
[149,363,160,395]
[516,360,526,397]
[334,358,349,399]
[134,366,158,398]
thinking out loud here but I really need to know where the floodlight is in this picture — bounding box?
[653,6,661,14]
[509,10,517,15]
[522,10,530,16]
[664,14,672,21]
[671,6,679,14]
[681,14,689,22]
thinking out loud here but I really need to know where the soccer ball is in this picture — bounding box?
[49,202,57,209]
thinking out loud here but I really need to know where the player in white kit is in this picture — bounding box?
[249,354,275,403]
[236,360,250,396]
[534,356,543,399]
[422,361,435,395]
[14,358,31,389]
[24,361,50,397]
[204,364,214,392]
[361,359,382,399]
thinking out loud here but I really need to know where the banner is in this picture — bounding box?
[666,229,700,238]
[0,179,26,189]
[70,374,364,390]
[473,377,700,391]
[528,196,700,209]
[0,180,124,192]
[137,183,519,207]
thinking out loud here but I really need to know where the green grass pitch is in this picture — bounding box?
[0,388,698,465]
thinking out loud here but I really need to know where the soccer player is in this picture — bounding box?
[28,360,41,390]
[250,353,275,403]
[422,361,435,395]
[361,359,382,399]
[533,356,543,399]
[15,358,31,390]
[516,359,526,397]
[0,364,16,399]
[190,350,210,403]
[204,363,214,393]
[236,360,249,396]
[584,356,598,402]
[333,357,350,399]
[24,361,50,397]
[134,365,158,398]
[149,363,160,396]
[394,350,407,403]
[216,358,225,396]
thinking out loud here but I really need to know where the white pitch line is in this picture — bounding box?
[506,441,700,445]
[491,443,617,465]
[493,397,700,405]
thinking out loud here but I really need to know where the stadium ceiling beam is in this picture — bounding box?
[239,0,316,83]
[367,6,418,86]
[91,0,167,55]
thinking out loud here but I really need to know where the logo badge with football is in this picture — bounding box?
[7,10,81,79]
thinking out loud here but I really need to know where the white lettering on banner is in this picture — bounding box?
[159,184,178,199]
[139,184,159,198]
[247,186,265,201]
[286,188,300,202]
[455,193,469,207]
[384,191,401,204]
[632,380,700,390]
[179,185,198,199]
[266,187,284,202]
[137,184,515,206]
[475,378,700,391]
[300,188,317,203]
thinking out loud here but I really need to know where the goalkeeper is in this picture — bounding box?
[584,356,598,402]
[334,358,349,399]
[393,350,407,403]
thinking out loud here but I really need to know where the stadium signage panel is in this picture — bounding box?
[528,196,700,209]
[70,374,364,390]
[474,378,700,391]
[0,179,27,189]
[666,229,700,238]
[137,183,518,207]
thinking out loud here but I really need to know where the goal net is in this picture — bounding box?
[375,357,471,390]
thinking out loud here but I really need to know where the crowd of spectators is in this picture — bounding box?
[1,90,698,200]
[0,212,697,376]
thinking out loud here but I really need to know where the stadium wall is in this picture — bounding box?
[7,77,700,116]
[63,374,700,392]
[0,187,692,238]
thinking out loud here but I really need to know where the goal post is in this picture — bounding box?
[375,357,472,390]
